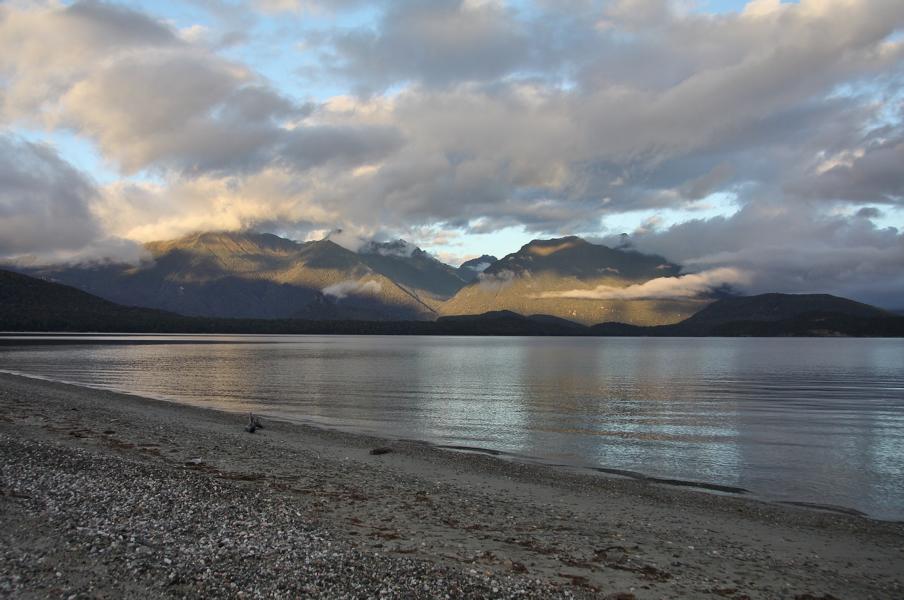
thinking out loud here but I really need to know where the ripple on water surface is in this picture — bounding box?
[1,335,903,519]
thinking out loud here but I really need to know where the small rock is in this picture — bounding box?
[370,447,393,456]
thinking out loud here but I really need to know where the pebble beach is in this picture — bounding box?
[1,372,902,599]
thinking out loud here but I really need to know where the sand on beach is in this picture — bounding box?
[1,371,902,599]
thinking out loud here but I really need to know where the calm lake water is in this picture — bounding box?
[2,335,903,520]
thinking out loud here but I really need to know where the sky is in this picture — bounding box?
[0,0,902,306]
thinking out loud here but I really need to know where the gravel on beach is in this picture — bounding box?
[0,435,574,599]
[1,372,902,599]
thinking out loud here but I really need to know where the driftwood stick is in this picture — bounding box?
[244,412,258,433]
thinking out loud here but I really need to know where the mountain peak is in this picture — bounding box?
[483,235,679,281]
[521,236,588,256]
[457,255,498,282]
[149,230,300,256]
[459,255,498,270]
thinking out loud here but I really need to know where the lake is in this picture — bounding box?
[2,334,902,520]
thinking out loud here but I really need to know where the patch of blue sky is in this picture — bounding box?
[828,79,904,135]
[12,125,170,189]
[104,1,371,103]
[422,224,539,264]
[695,0,807,14]
[696,0,749,13]
[875,206,904,231]
[123,0,219,31]
[222,4,381,102]
[602,191,740,235]
[854,205,903,231]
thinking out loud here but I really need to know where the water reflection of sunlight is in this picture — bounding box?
[404,338,530,448]
[1,335,903,518]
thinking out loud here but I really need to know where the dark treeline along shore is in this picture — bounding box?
[2,269,903,337]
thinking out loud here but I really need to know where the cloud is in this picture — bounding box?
[278,124,403,171]
[5,0,903,228]
[0,134,98,255]
[855,206,883,219]
[294,0,904,234]
[539,268,751,300]
[95,170,340,243]
[0,0,179,123]
[0,0,902,307]
[322,228,369,252]
[463,261,493,273]
[359,239,417,258]
[604,201,904,307]
[326,0,530,92]
[254,0,375,13]
[476,268,516,290]
[0,1,398,177]
[0,134,144,263]
[322,279,382,299]
[788,130,904,205]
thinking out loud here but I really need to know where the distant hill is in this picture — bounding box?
[675,293,888,329]
[0,269,192,332]
[440,236,708,326]
[591,293,900,337]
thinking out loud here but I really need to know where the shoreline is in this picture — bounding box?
[2,366,888,522]
[2,371,903,598]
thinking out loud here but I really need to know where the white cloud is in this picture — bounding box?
[0,133,145,263]
[539,268,751,300]
[605,201,904,307]
[464,261,493,272]
[322,279,382,299]
[476,268,517,290]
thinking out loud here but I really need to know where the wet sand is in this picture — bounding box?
[1,372,902,599]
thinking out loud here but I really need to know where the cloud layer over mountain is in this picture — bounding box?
[0,0,902,305]
[540,268,751,301]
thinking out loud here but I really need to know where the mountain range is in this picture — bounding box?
[440,236,707,325]
[2,269,901,337]
[11,230,718,326]
[20,232,451,322]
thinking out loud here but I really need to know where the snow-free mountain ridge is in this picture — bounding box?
[14,231,730,325]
